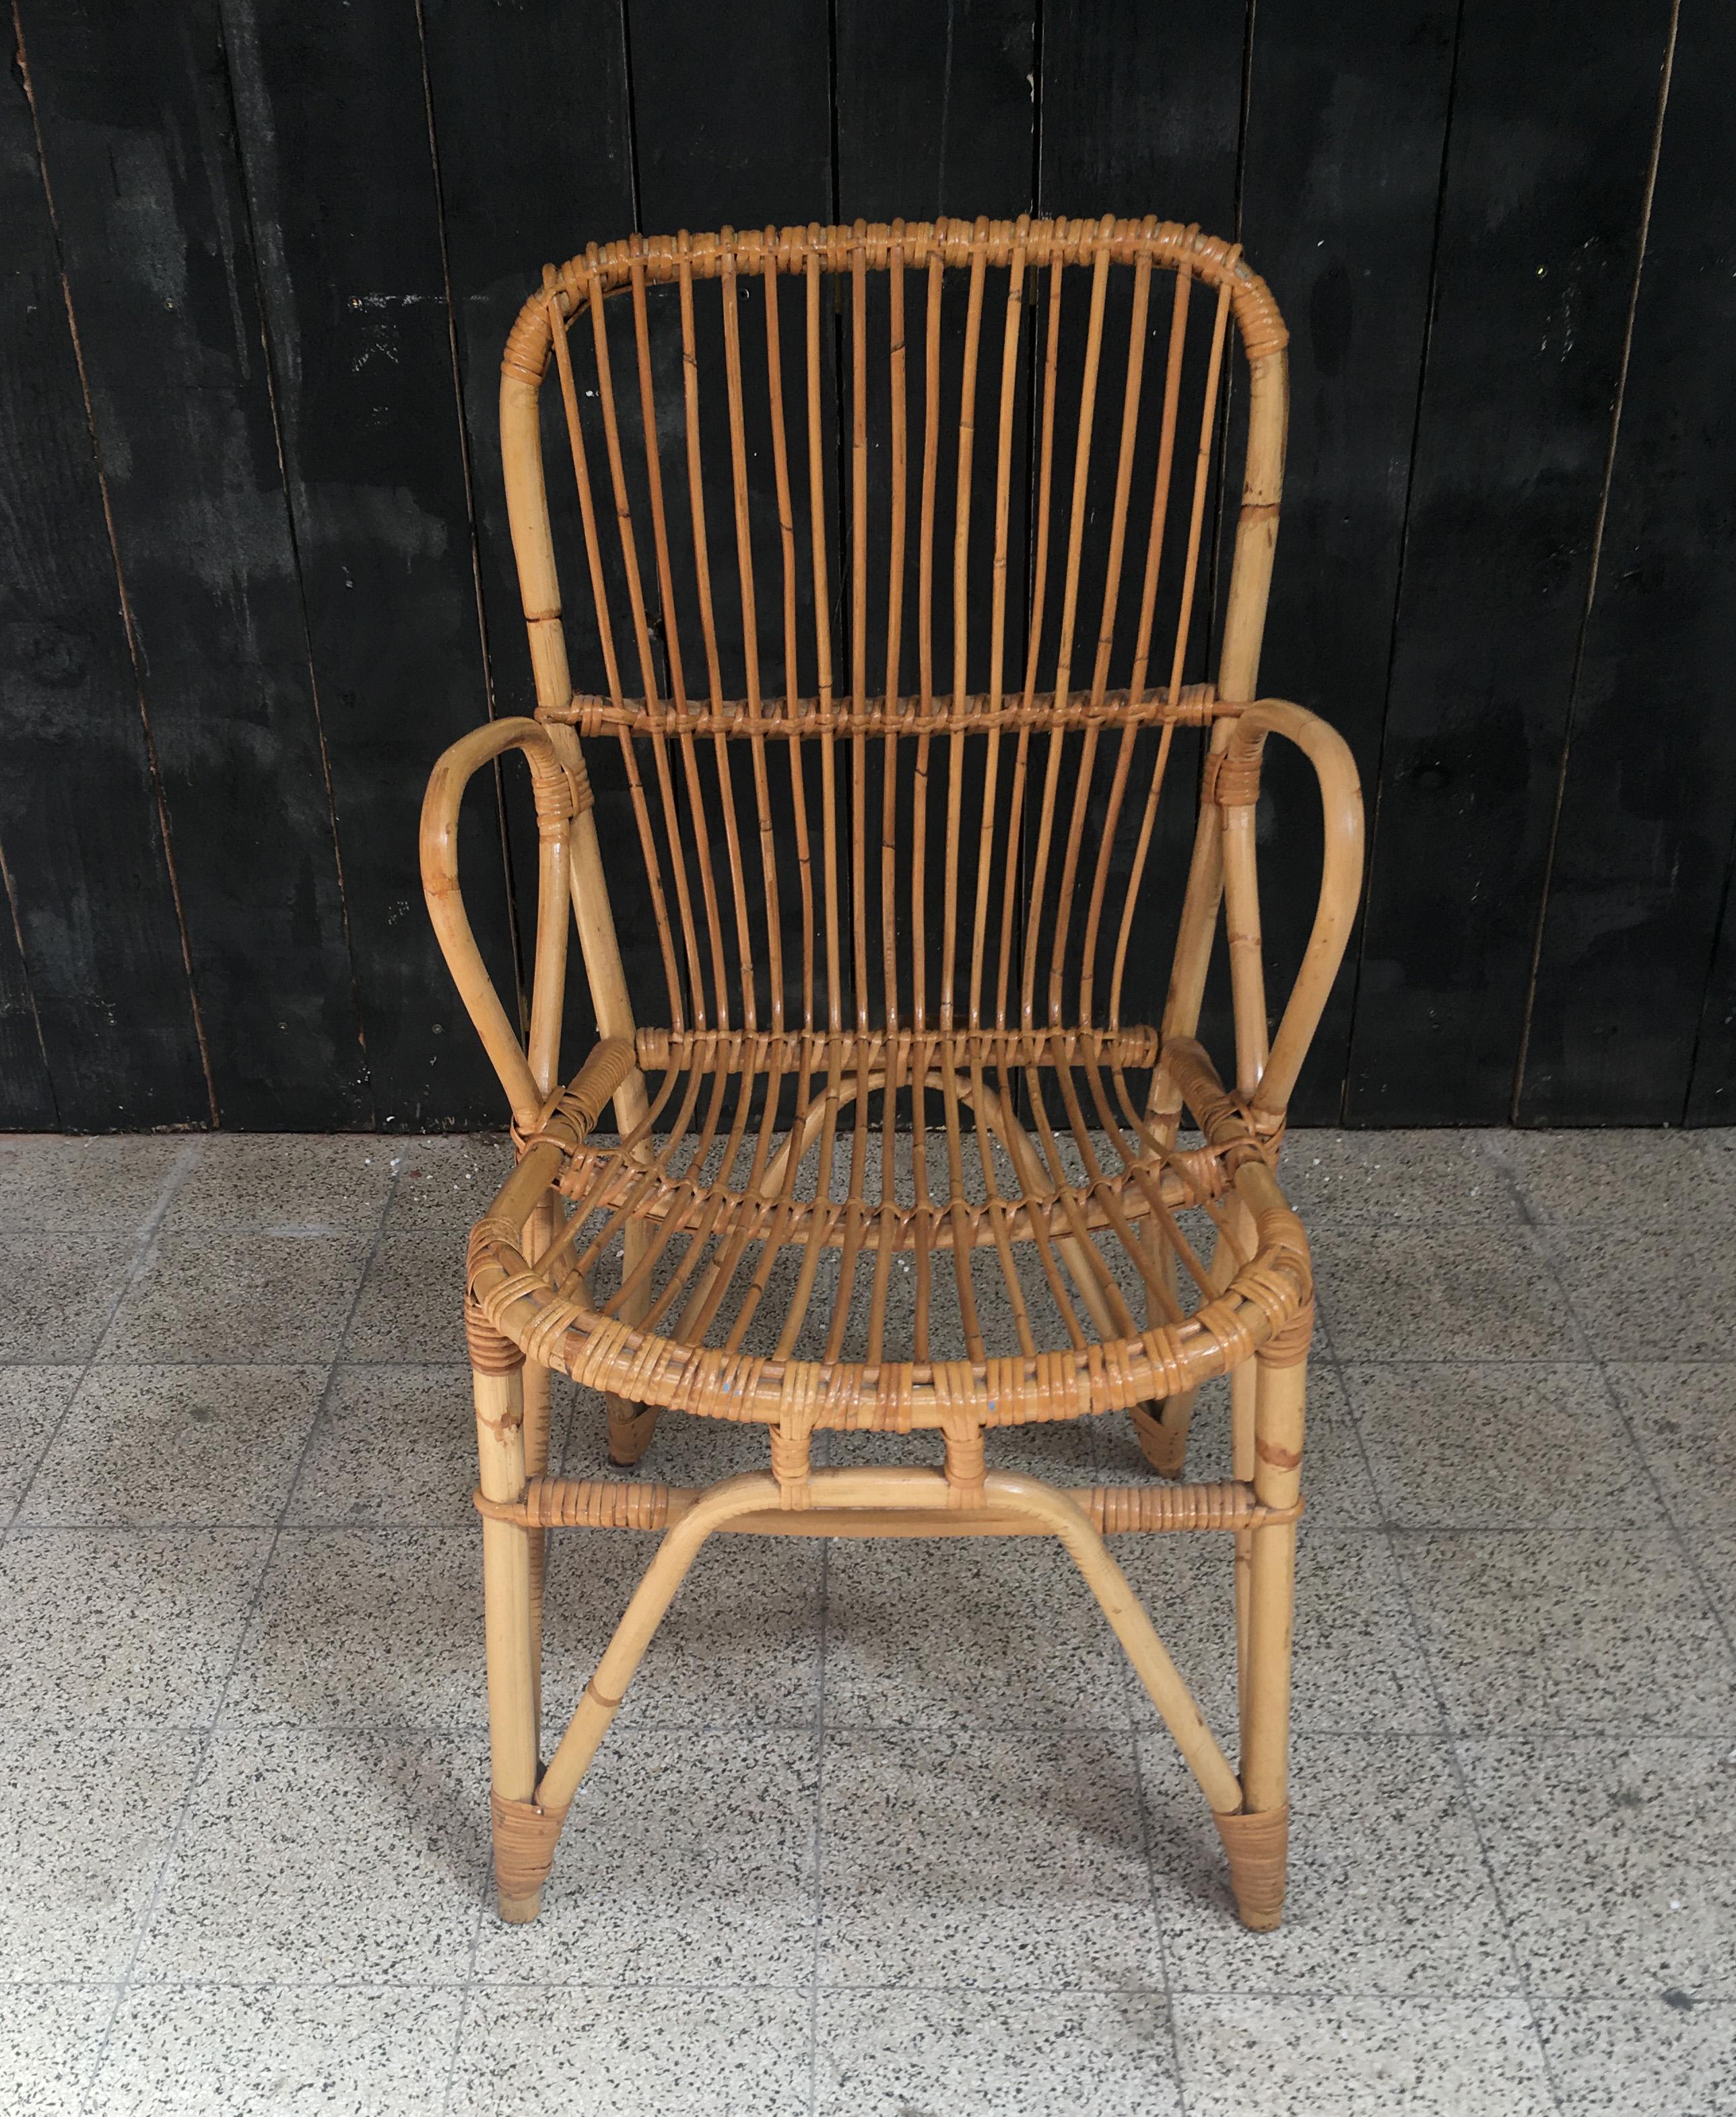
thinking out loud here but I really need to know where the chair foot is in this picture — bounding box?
[490,1788,568,1924]
[605,1394,660,1468]
[1130,1401,1189,1481]
[1213,1802,1288,1930]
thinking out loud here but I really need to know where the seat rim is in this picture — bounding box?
[465,1034,1313,1430]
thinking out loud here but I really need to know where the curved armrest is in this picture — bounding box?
[1226,699,1365,1118]
[421,717,578,1129]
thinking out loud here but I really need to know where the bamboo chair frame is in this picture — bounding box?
[421,215,1363,1931]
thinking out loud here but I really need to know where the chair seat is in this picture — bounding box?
[468,1030,1312,1433]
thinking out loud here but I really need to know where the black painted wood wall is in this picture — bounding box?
[3,1,1732,1131]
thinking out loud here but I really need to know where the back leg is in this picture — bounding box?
[604,1220,663,1465]
[1131,1225,1199,1478]
[470,1339,545,1923]
[1132,1197,1252,1477]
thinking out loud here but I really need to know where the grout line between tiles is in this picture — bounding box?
[437,1915,483,2115]
[1362,1359,1570,2115]
[3,1140,203,1532]
[3,1139,205,2100]
[1128,1712,1190,2113]
[1485,1134,1736,1682]
[1304,1313,1575,2107]
[15,1970,1736,2002]
[7,1126,1731,2111]
[805,1535,830,2115]
[13,1714,1733,1743]
[432,1372,587,2114]
[76,1157,405,2114]
[1323,1154,1576,2103]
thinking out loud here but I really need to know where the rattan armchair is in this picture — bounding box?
[421,215,1362,1932]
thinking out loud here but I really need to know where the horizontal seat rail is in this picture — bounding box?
[474,1472,1304,1537]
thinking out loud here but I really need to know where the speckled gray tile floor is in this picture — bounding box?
[0,1124,1732,2116]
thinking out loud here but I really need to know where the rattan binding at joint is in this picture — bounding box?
[465,1217,531,1374]
[525,750,578,828]
[545,681,1227,739]
[1202,748,1262,807]
[1213,1803,1288,1930]
[940,1403,987,1508]
[1259,1300,1314,1368]
[1090,1481,1301,1533]
[465,1298,525,1376]
[475,1479,675,1530]
[1164,1039,1290,1172]
[767,1424,814,1506]
[490,1789,570,1904]
[511,1036,637,1162]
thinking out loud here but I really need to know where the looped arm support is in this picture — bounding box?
[421,716,582,1131]
[1217,698,1364,1119]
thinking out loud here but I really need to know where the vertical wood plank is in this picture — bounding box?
[5,0,1731,1132]
[220,0,515,1128]
[1690,887,1736,1125]
[18,0,366,1127]
[418,0,635,719]
[1038,0,1246,223]
[1345,0,1677,1123]
[624,0,834,1030]
[0,870,57,1129]
[1,19,209,1129]
[1523,1,1736,1125]
[625,0,832,234]
[1039,0,1247,1041]
[620,0,832,711]
[419,0,636,1047]
[1231,0,1457,1122]
[835,0,1036,224]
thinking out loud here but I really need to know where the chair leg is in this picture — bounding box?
[520,1359,551,1735]
[1130,1398,1192,1479]
[1221,1347,1305,1930]
[1230,1358,1257,1753]
[605,1392,661,1467]
[519,1197,560,1734]
[1131,1223,1191,1475]
[1131,1199,1253,1480]
[473,1359,546,1923]
[605,1219,662,1466]
[1233,1523,1254,1755]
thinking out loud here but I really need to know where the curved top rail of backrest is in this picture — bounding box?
[497,215,1289,732]
[502,217,1289,372]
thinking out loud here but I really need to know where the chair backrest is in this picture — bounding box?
[498,215,1290,1063]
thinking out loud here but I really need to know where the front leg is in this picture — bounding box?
[1219,1333,1306,1930]
[469,1320,545,1924]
